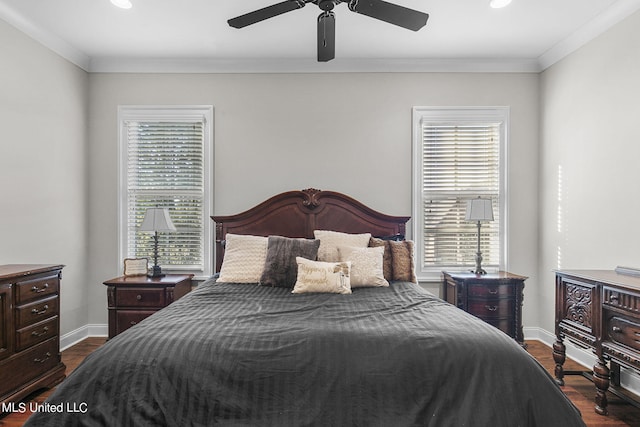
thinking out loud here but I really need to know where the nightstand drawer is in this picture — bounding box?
[116,288,165,307]
[16,296,59,329]
[15,274,59,304]
[16,317,58,352]
[116,310,156,335]
[467,299,514,319]
[468,284,514,298]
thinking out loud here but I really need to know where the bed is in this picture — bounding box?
[25,189,585,426]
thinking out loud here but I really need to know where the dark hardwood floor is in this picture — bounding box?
[0,338,106,427]
[1,338,639,426]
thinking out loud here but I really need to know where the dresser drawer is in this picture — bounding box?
[116,288,165,307]
[468,283,515,298]
[16,296,59,329]
[116,310,156,335]
[0,337,60,398]
[15,274,59,304]
[467,299,514,319]
[16,317,58,352]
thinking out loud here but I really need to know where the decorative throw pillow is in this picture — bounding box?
[389,240,417,283]
[292,257,352,294]
[217,234,268,283]
[260,236,320,288]
[314,230,371,262]
[368,237,393,282]
[337,246,389,288]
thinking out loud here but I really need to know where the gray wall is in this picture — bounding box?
[539,10,640,334]
[0,18,89,335]
[88,72,540,326]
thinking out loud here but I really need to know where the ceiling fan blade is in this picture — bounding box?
[228,1,306,29]
[348,0,429,31]
[317,12,336,62]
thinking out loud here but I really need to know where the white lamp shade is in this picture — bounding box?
[139,208,177,232]
[465,198,494,222]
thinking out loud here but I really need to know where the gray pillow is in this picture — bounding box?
[260,236,320,288]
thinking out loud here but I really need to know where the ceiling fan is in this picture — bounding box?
[228,0,429,62]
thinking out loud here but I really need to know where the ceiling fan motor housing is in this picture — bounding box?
[318,1,336,11]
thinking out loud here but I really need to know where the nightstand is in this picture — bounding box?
[442,271,528,346]
[103,274,192,339]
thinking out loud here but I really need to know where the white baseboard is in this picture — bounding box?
[60,324,108,351]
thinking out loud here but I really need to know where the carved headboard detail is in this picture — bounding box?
[211,188,410,272]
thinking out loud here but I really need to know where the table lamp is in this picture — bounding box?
[139,207,176,277]
[465,197,494,275]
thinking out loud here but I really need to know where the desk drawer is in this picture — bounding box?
[16,296,59,329]
[603,287,640,314]
[116,288,165,307]
[604,311,640,352]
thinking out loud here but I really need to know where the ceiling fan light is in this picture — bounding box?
[110,0,132,9]
[489,0,512,8]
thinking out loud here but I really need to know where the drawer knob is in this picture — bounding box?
[31,305,49,315]
[31,326,49,337]
[488,288,499,295]
[485,305,498,312]
[31,283,49,293]
[612,326,623,333]
[130,321,138,326]
[33,352,52,364]
[136,294,142,301]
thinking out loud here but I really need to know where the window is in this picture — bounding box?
[118,106,213,277]
[412,107,507,279]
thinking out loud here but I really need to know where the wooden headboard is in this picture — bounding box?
[211,188,410,272]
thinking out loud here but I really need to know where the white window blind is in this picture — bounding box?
[412,107,507,278]
[119,107,213,275]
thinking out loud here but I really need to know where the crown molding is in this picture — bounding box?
[88,56,541,74]
[538,0,640,70]
[0,3,90,70]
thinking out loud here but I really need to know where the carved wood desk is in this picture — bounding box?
[554,270,640,415]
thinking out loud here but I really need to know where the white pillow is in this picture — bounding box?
[217,234,268,283]
[313,230,371,262]
[338,245,389,288]
[292,257,352,295]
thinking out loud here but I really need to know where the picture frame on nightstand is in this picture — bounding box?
[123,258,148,276]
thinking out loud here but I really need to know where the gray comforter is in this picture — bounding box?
[25,280,585,426]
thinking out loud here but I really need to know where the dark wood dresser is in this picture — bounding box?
[554,269,640,415]
[442,271,528,345]
[103,274,192,339]
[0,264,66,408]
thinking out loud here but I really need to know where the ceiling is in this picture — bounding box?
[1,0,639,73]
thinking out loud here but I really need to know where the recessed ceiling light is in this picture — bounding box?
[490,0,512,8]
[111,0,132,9]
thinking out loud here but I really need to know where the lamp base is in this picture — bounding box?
[472,250,486,275]
[147,265,165,278]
